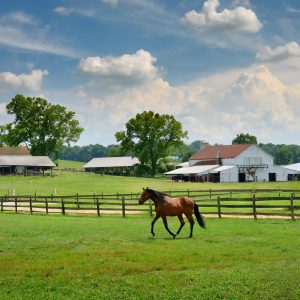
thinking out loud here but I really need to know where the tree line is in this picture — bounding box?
[57,141,300,166]
[1,95,299,177]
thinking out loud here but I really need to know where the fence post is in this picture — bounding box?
[290,193,295,221]
[96,197,100,217]
[252,193,257,220]
[76,193,80,209]
[61,197,65,215]
[210,188,212,200]
[15,196,18,214]
[217,196,221,218]
[1,197,3,212]
[187,189,190,197]
[29,197,33,214]
[45,197,48,214]
[122,196,125,217]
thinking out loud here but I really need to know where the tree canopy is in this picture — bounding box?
[232,133,257,145]
[115,111,188,176]
[2,94,83,157]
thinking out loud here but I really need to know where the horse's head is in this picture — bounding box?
[139,187,151,204]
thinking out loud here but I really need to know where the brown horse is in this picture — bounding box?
[139,188,205,238]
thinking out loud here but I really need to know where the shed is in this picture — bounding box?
[0,155,55,175]
[83,157,140,174]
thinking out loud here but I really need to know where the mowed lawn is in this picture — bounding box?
[1,171,300,196]
[0,214,299,299]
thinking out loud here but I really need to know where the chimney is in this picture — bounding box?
[216,150,222,166]
[200,141,209,150]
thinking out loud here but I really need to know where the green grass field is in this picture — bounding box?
[1,171,300,196]
[0,214,299,299]
[56,159,85,170]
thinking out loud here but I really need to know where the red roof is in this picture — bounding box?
[0,146,30,156]
[190,144,251,160]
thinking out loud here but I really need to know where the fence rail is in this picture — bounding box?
[0,189,299,220]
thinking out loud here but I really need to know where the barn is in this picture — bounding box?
[0,147,56,175]
[165,143,300,182]
[83,157,140,174]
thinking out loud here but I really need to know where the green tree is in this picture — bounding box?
[2,94,83,157]
[232,133,257,144]
[115,111,188,176]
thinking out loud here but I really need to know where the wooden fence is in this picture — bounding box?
[0,189,299,220]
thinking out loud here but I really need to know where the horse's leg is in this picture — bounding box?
[151,214,160,237]
[161,215,175,238]
[185,213,195,238]
[175,214,185,237]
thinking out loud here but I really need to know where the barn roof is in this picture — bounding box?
[164,165,218,175]
[0,155,55,167]
[282,163,300,172]
[0,146,30,156]
[83,157,140,169]
[189,144,252,160]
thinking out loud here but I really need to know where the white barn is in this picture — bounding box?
[165,144,300,182]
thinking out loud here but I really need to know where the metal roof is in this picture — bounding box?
[209,165,236,173]
[164,165,219,175]
[189,144,251,160]
[282,163,300,172]
[83,157,140,169]
[0,155,56,167]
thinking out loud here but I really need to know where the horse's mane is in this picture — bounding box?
[147,189,169,201]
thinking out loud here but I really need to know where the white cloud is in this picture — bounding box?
[0,69,48,92]
[256,42,300,62]
[77,49,161,88]
[0,11,78,58]
[181,0,262,33]
[286,6,300,14]
[53,6,96,17]
[0,11,37,25]
[102,0,118,7]
[72,63,300,145]
[53,6,75,16]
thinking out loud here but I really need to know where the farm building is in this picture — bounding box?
[165,143,300,182]
[282,163,300,181]
[0,147,56,175]
[83,157,140,174]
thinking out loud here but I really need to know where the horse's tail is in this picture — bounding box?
[194,203,206,229]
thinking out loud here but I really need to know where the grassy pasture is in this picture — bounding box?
[0,214,299,299]
[1,171,300,196]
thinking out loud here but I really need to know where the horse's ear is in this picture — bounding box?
[146,187,149,190]
[143,187,145,191]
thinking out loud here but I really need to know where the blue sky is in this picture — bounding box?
[1,0,300,146]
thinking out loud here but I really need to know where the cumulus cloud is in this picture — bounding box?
[181,0,262,33]
[0,69,48,92]
[71,65,300,143]
[73,63,300,145]
[256,42,300,62]
[77,49,161,88]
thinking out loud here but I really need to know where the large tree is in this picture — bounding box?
[2,94,83,156]
[232,133,257,145]
[115,111,188,176]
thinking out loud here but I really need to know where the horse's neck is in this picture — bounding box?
[150,192,164,206]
